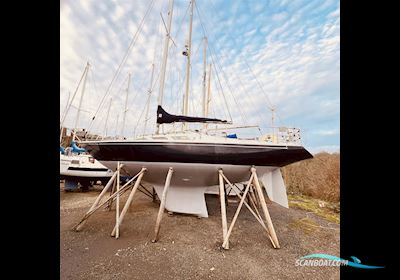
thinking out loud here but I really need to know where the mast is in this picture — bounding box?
[144,62,155,136]
[156,0,175,134]
[60,62,89,143]
[205,63,212,130]
[121,73,131,137]
[202,36,207,129]
[73,61,90,141]
[182,0,194,131]
[104,98,112,137]
[60,91,71,144]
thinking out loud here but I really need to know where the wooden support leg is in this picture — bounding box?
[251,167,280,249]
[115,162,121,239]
[248,185,263,223]
[253,182,262,210]
[218,170,229,249]
[152,187,156,202]
[221,172,274,244]
[111,168,146,237]
[152,167,174,243]
[224,184,229,206]
[73,169,145,231]
[222,174,254,248]
[74,172,117,231]
[249,184,259,209]
[107,173,117,211]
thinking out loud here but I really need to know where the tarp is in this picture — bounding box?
[71,141,86,153]
[226,133,237,138]
[156,105,228,124]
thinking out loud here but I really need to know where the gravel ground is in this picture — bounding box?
[60,183,339,280]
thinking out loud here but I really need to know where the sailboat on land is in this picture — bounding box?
[80,0,312,216]
[60,62,113,190]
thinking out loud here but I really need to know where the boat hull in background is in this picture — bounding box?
[60,154,113,190]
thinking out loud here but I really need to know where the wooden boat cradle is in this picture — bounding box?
[73,163,280,249]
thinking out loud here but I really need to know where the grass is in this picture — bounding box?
[288,194,340,224]
[288,217,321,234]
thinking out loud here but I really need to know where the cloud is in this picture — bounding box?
[314,129,339,136]
[272,11,288,22]
[61,0,340,150]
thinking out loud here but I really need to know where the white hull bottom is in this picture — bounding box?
[100,161,288,217]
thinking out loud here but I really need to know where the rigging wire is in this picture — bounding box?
[208,59,232,122]
[197,0,283,131]
[92,72,130,134]
[154,0,189,117]
[69,104,93,115]
[133,95,148,137]
[185,43,201,118]
[174,4,190,116]
[88,65,100,107]
[186,5,233,122]
[166,36,177,111]
[87,0,156,133]
[172,2,190,44]
[133,18,164,138]
[142,0,196,133]
[60,90,71,122]
[208,45,248,125]
[206,62,230,122]
[60,62,88,129]
[207,0,278,116]
[194,2,248,126]
[174,65,182,114]
[85,66,101,125]
[216,51,267,129]
[143,16,163,136]
[205,50,234,122]
[242,59,274,111]
[188,64,196,117]
[186,33,208,121]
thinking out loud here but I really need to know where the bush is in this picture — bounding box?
[281,152,340,202]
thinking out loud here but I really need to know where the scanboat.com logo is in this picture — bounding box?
[296,254,384,269]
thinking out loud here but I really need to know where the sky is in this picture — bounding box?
[60,0,340,154]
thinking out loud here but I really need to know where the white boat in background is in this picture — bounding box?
[60,62,113,191]
[60,154,113,189]
[60,142,113,191]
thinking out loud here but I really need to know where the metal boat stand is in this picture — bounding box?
[218,167,280,249]
[73,162,147,239]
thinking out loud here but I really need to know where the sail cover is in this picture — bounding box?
[157,106,228,124]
